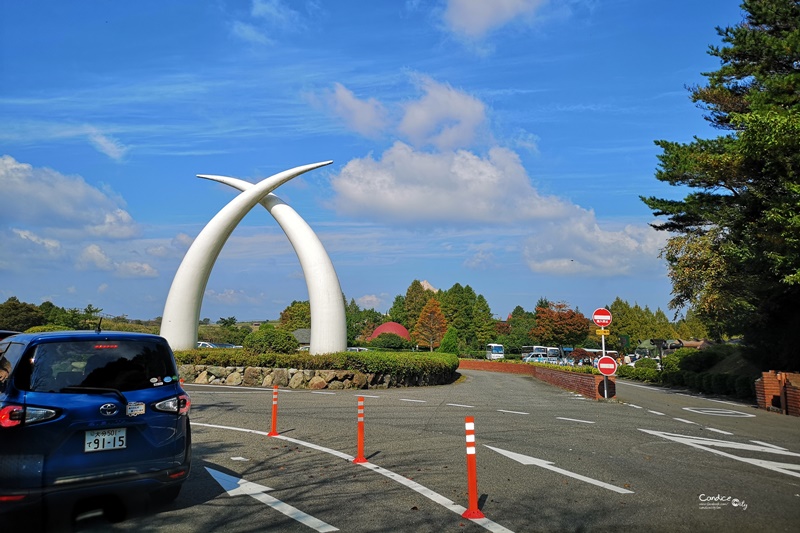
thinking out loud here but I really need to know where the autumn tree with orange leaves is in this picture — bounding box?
[413,297,448,352]
[530,302,589,347]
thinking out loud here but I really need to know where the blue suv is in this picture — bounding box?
[0,330,191,525]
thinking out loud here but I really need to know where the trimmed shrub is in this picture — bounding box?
[735,375,755,399]
[712,373,730,395]
[680,351,721,373]
[634,368,659,382]
[635,358,659,370]
[243,327,299,354]
[616,364,636,378]
[369,333,413,350]
[661,354,680,373]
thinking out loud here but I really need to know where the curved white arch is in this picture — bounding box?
[160,161,332,351]
[200,175,345,355]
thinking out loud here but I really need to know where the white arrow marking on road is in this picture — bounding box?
[206,467,339,532]
[639,430,800,479]
[484,445,634,494]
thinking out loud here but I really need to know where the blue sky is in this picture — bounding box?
[0,0,743,323]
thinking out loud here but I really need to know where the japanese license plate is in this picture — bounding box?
[84,428,127,452]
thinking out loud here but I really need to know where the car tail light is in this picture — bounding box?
[154,393,191,416]
[0,405,25,428]
[0,405,57,428]
[0,494,27,502]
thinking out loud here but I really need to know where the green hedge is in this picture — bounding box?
[174,348,459,381]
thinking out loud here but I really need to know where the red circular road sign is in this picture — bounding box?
[597,355,618,376]
[592,308,612,327]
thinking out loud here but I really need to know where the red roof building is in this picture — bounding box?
[367,321,411,341]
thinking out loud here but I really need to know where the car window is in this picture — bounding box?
[14,339,178,393]
[0,341,26,394]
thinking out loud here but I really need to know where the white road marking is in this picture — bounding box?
[485,445,633,494]
[682,407,755,418]
[751,440,787,451]
[705,428,733,435]
[193,422,514,533]
[359,395,381,398]
[640,429,800,479]
[627,404,643,409]
[556,417,595,424]
[206,467,339,532]
[230,456,249,461]
[447,403,475,408]
[497,410,529,415]
[673,418,698,425]
[400,398,427,403]
[647,410,665,416]
[311,391,336,395]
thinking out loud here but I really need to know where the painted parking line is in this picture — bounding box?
[673,418,698,425]
[556,417,595,424]
[192,422,514,533]
[705,428,734,435]
[497,409,529,415]
[627,404,643,409]
[400,398,427,403]
[311,391,337,395]
[647,410,665,416]
[682,407,755,418]
[447,403,475,408]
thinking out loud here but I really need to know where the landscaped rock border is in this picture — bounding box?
[178,364,452,389]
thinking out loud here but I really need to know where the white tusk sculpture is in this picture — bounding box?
[160,161,335,351]
[199,175,346,355]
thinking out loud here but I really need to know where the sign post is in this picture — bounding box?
[597,355,617,399]
[592,308,614,398]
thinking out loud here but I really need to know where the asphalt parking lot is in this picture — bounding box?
[74,370,800,532]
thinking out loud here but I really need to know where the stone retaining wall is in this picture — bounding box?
[178,364,452,389]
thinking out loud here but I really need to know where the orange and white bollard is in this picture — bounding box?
[267,385,279,437]
[353,396,367,463]
[462,416,485,519]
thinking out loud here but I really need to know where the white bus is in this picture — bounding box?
[485,343,505,360]
[522,346,560,357]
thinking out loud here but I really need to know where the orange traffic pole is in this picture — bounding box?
[353,396,367,463]
[267,385,279,437]
[462,416,485,519]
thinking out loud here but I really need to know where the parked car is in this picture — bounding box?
[0,330,191,526]
[214,343,242,349]
[196,341,217,348]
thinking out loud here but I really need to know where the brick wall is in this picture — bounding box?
[457,359,615,400]
[755,371,800,417]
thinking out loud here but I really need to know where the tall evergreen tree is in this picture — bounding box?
[641,0,800,369]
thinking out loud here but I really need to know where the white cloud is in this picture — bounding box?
[522,213,668,277]
[98,283,109,293]
[398,76,486,150]
[116,261,158,278]
[231,21,272,45]
[251,0,301,27]
[0,155,140,240]
[357,294,383,310]
[11,229,61,253]
[87,129,129,161]
[205,288,265,306]
[322,83,388,138]
[331,141,570,223]
[77,244,114,271]
[76,244,158,278]
[443,0,548,39]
